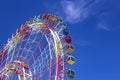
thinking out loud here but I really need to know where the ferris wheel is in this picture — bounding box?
[0,14,75,80]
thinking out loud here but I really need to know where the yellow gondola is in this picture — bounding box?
[67,56,75,65]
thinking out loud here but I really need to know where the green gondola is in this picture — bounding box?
[67,69,75,79]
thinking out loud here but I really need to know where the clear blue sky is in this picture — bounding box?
[0,0,120,80]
